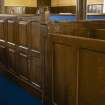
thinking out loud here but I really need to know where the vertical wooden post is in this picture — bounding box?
[37,0,51,7]
[76,0,87,20]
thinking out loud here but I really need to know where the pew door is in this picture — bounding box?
[7,43,16,73]
[0,19,6,41]
[45,34,77,105]
[29,20,42,95]
[30,21,40,51]
[45,33,105,105]
[7,20,17,44]
[29,50,41,91]
[17,46,30,80]
[18,20,30,47]
[0,40,7,65]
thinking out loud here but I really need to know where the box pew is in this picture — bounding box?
[16,16,42,98]
[0,16,16,66]
[6,17,18,73]
[41,20,105,105]
[0,15,43,100]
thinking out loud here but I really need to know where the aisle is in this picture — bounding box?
[0,73,43,105]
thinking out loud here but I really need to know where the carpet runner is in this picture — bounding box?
[0,73,43,105]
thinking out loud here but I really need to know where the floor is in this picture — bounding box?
[0,73,43,105]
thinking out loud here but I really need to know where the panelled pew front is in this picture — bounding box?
[41,20,105,105]
[1,15,105,105]
[0,16,43,99]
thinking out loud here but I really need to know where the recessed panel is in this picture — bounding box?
[79,49,105,105]
[53,43,76,105]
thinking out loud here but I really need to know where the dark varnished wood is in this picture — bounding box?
[7,43,16,73]
[29,50,41,89]
[7,19,17,44]
[51,6,76,14]
[29,21,40,51]
[25,7,37,14]
[44,33,105,105]
[0,15,43,101]
[1,13,105,105]
[18,20,30,47]
[37,0,51,6]
[48,20,105,37]
[17,46,29,80]
[41,20,105,105]
[78,48,105,105]
[0,40,7,65]
[95,29,105,40]
[0,19,6,40]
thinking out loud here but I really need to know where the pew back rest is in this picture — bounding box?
[48,20,105,39]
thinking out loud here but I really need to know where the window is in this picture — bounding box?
[86,0,105,20]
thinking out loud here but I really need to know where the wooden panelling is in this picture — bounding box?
[52,44,76,105]
[18,20,29,47]
[0,15,42,101]
[51,6,76,14]
[30,21,40,50]
[7,19,17,43]
[48,20,105,37]
[95,29,105,40]
[0,40,7,65]
[44,32,105,105]
[2,14,105,105]
[25,7,37,14]
[78,49,105,105]
[0,19,6,40]
[37,0,51,6]
[5,6,37,14]
[17,47,29,80]
[7,44,16,72]
[42,20,105,105]
[29,50,41,89]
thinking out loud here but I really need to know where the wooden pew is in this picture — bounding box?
[41,20,105,105]
[0,17,10,65]
[16,16,42,99]
[0,15,43,100]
